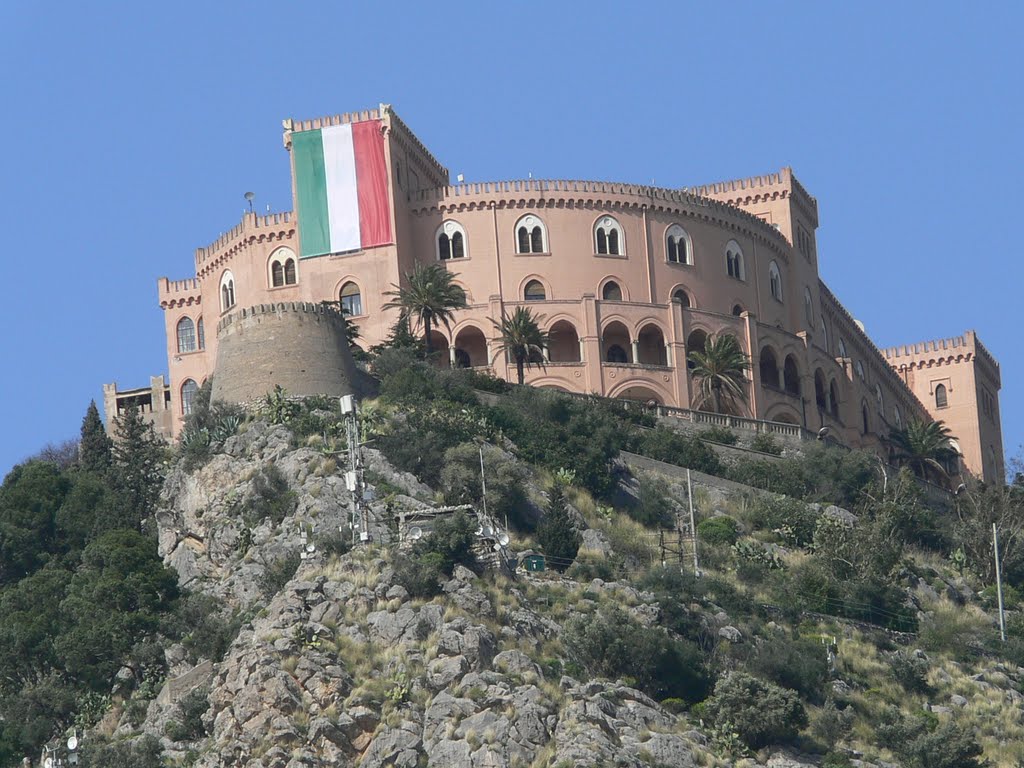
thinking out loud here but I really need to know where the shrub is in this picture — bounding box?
[164,686,209,742]
[703,672,807,749]
[698,516,739,546]
[562,606,711,703]
[630,427,724,476]
[167,593,244,664]
[877,713,986,768]
[629,473,676,528]
[259,551,301,597]
[566,553,619,582]
[746,634,829,702]
[79,734,164,768]
[748,495,817,547]
[700,426,739,445]
[245,464,297,525]
[393,511,478,597]
[888,651,931,694]
[441,443,530,530]
[392,553,444,598]
[750,433,783,456]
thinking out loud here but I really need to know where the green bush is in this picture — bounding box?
[750,433,783,456]
[700,426,739,445]
[538,483,582,572]
[888,651,931,694]
[79,734,164,768]
[877,712,986,768]
[698,516,739,546]
[245,464,297,525]
[746,634,829,702]
[630,427,724,476]
[164,685,209,742]
[393,511,478,597]
[748,495,817,547]
[258,551,301,597]
[441,443,530,530]
[562,606,711,703]
[167,593,244,664]
[703,672,807,749]
[629,473,676,528]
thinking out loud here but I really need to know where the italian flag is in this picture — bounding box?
[292,120,393,258]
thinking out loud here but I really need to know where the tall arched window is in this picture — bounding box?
[271,261,285,287]
[340,282,363,316]
[284,259,296,285]
[875,384,884,412]
[829,380,839,419]
[197,317,205,350]
[220,271,235,312]
[726,240,745,280]
[524,280,546,301]
[768,261,783,301]
[783,355,801,396]
[602,281,623,301]
[181,379,199,415]
[759,347,780,389]
[804,287,813,325]
[176,317,196,353]
[269,248,297,287]
[893,406,903,428]
[672,288,691,308]
[594,216,624,256]
[515,215,547,254]
[436,221,467,260]
[855,360,865,381]
[666,224,692,265]
[732,304,745,317]
[837,338,847,358]
[861,402,870,435]
[935,383,948,408]
[820,319,829,354]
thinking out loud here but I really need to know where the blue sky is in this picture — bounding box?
[0,2,1020,477]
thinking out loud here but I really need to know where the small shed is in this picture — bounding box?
[521,554,546,572]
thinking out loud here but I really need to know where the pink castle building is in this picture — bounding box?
[104,105,1004,482]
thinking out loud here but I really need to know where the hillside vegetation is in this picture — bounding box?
[1,358,1023,766]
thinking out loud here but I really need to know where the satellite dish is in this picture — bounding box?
[493,543,502,552]
[497,532,510,546]
[408,526,423,541]
[67,736,79,751]
[482,524,493,538]
[474,525,484,536]
[305,543,316,553]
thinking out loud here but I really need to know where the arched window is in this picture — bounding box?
[820,319,829,353]
[284,259,296,285]
[672,288,691,308]
[725,240,745,280]
[861,402,870,435]
[602,281,623,301]
[814,370,827,410]
[935,383,948,408]
[804,287,813,325]
[340,282,363,316]
[837,338,847,358]
[666,224,692,265]
[829,380,839,419]
[436,221,467,260]
[176,317,196,354]
[524,280,546,301]
[181,379,199,416]
[768,261,783,301]
[606,345,628,363]
[594,216,624,256]
[271,261,284,287]
[732,304,744,317]
[855,360,865,381]
[893,406,903,428]
[515,215,547,254]
[220,271,235,312]
[875,384,884,412]
[269,248,297,287]
[783,356,801,396]
[686,329,708,371]
[197,317,205,350]
[759,347,780,389]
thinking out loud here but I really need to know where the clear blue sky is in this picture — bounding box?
[0,2,1020,477]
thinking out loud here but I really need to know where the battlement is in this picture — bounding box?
[411,178,791,252]
[216,301,346,334]
[194,211,294,270]
[282,106,383,137]
[689,167,819,227]
[158,277,201,309]
[884,331,1001,385]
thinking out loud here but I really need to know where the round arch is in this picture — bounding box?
[334,278,365,317]
[453,324,488,368]
[548,319,581,363]
[665,223,693,265]
[593,214,625,256]
[219,270,236,312]
[765,404,801,425]
[599,276,628,302]
[518,274,551,302]
[435,219,468,261]
[601,320,632,363]
[759,345,781,389]
[669,284,695,308]
[607,380,671,405]
[636,323,668,366]
[514,213,549,254]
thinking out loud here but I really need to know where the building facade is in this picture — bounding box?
[125,105,1003,481]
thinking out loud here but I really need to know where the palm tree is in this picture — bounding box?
[886,418,959,483]
[491,306,550,385]
[687,333,750,414]
[382,263,467,355]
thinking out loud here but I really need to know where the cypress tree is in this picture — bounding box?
[538,482,582,572]
[78,400,112,474]
[112,404,167,524]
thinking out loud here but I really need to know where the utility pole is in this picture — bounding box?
[994,523,1006,642]
[687,469,700,577]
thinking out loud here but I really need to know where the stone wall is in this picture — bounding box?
[212,303,361,405]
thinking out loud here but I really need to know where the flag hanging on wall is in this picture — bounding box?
[292,120,392,258]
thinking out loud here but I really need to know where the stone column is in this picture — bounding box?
[630,340,640,365]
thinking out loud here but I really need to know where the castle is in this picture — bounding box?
[104,104,1005,483]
